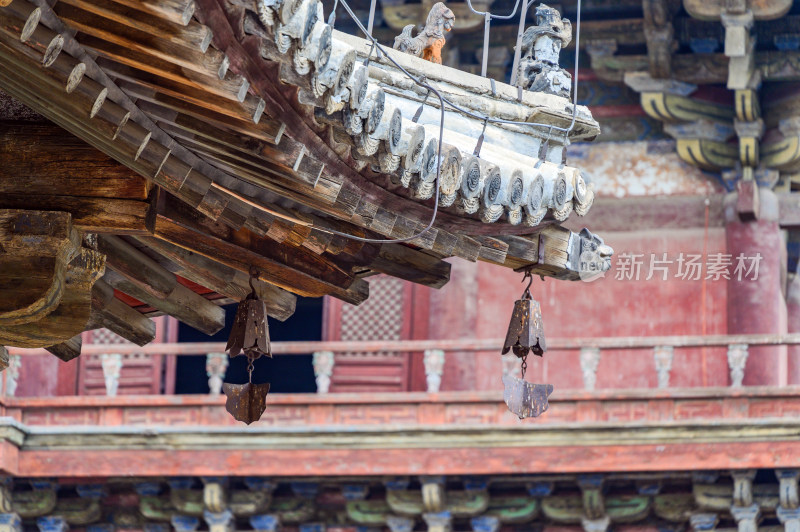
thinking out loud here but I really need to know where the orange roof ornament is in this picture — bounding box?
[392,2,455,64]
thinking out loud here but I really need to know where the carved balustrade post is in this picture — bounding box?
[0,354,20,397]
[250,515,280,532]
[727,344,749,387]
[471,516,500,532]
[203,509,234,532]
[502,354,519,378]
[777,470,800,532]
[36,517,68,532]
[690,513,719,532]
[423,350,445,393]
[579,347,601,390]
[422,511,452,532]
[100,353,123,396]
[205,354,229,396]
[170,515,200,532]
[312,351,334,394]
[653,345,674,388]
[386,516,414,532]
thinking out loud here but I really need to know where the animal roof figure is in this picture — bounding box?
[516,4,573,98]
[520,4,572,65]
[393,2,455,64]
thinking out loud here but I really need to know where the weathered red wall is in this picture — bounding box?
[426,228,730,392]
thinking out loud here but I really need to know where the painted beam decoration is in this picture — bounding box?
[0,470,795,530]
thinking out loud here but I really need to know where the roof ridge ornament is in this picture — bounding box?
[392,2,455,64]
[517,4,573,98]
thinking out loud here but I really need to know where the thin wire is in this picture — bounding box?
[311,0,446,244]
[465,0,523,20]
[307,0,583,243]
[338,0,582,135]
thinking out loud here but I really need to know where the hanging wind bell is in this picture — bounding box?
[501,269,553,420]
[502,269,546,357]
[223,357,271,425]
[227,266,272,358]
[223,267,271,424]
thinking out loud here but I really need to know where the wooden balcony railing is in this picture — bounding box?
[4,333,800,397]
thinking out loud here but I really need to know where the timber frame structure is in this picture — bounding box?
[0,0,606,355]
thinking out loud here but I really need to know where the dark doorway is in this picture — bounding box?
[174,296,323,394]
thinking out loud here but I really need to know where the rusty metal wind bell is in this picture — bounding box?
[502,270,546,358]
[223,267,271,424]
[223,361,270,425]
[501,270,553,420]
[227,266,272,359]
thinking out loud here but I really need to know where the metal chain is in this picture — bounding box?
[247,354,255,384]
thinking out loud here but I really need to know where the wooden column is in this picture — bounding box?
[787,274,800,385]
[725,187,788,385]
[432,259,479,391]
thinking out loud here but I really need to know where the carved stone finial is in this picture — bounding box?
[727,343,749,387]
[653,345,674,388]
[501,354,519,378]
[312,351,334,394]
[392,2,455,64]
[101,353,123,397]
[579,347,601,390]
[206,353,229,396]
[423,349,445,392]
[517,4,573,97]
[3,355,20,397]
